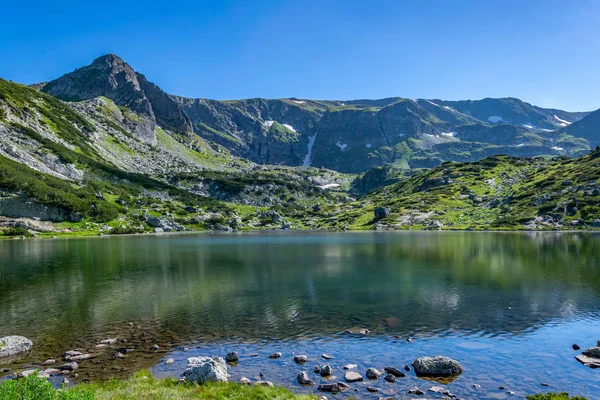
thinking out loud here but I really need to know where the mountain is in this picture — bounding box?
[0,53,598,237]
[41,54,193,145]
[34,54,595,173]
[558,108,600,144]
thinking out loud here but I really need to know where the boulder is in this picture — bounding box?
[183,357,228,384]
[253,381,274,387]
[374,207,390,220]
[225,351,238,363]
[269,352,282,359]
[366,367,381,379]
[582,347,600,358]
[429,386,453,396]
[294,355,308,364]
[239,377,251,385]
[413,356,464,377]
[409,386,425,395]
[384,374,395,383]
[297,371,314,385]
[384,366,406,377]
[576,354,600,368]
[63,350,83,358]
[318,383,343,393]
[344,371,363,382]
[0,336,32,358]
[320,364,333,376]
[59,362,79,371]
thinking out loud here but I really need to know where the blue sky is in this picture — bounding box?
[1,0,599,111]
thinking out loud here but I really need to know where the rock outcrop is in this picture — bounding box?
[42,54,192,145]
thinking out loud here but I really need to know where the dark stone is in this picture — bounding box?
[384,366,406,377]
[297,371,314,385]
[374,207,391,220]
[412,356,464,377]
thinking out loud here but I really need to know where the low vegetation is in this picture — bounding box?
[0,371,316,400]
[526,393,588,400]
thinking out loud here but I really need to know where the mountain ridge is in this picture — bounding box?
[32,54,599,173]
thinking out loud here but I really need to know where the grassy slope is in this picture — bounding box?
[329,149,600,230]
[0,371,316,400]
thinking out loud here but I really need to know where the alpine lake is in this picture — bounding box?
[1,231,600,399]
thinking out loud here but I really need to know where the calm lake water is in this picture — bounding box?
[1,231,600,398]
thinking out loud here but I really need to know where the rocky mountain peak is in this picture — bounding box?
[41,54,192,145]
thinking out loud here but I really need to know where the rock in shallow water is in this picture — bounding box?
[318,383,344,393]
[297,371,314,385]
[320,364,333,377]
[384,366,406,377]
[294,355,308,364]
[183,357,228,384]
[412,356,464,377]
[408,386,425,395]
[59,362,79,371]
[344,371,363,382]
[366,367,381,379]
[576,354,600,368]
[269,352,282,359]
[239,377,251,385]
[225,351,238,363]
[0,336,32,358]
[253,381,274,387]
[582,347,600,358]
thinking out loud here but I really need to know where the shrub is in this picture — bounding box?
[2,227,31,237]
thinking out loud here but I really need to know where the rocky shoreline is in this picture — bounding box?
[3,330,598,399]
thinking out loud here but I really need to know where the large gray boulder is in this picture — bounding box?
[0,336,32,358]
[412,356,464,377]
[183,357,228,384]
[374,207,390,220]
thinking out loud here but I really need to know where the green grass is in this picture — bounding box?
[0,372,94,400]
[0,371,316,400]
[526,393,588,400]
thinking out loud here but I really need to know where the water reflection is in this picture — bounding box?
[1,232,599,347]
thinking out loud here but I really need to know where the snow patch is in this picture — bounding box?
[516,143,525,147]
[283,124,296,132]
[303,133,317,167]
[488,116,503,123]
[553,115,571,126]
[521,124,534,129]
[441,132,456,137]
[366,143,372,148]
[551,146,565,151]
[264,120,275,128]
[336,142,348,151]
[319,183,341,190]
[292,100,306,104]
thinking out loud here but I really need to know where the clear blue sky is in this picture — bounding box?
[1,0,599,111]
